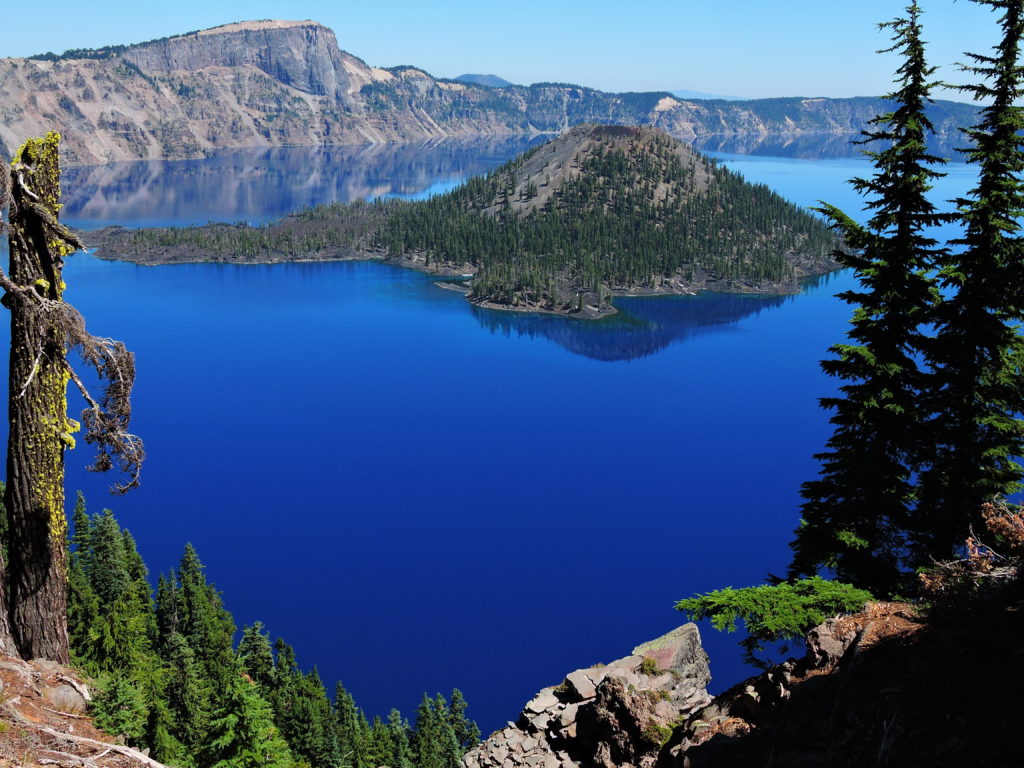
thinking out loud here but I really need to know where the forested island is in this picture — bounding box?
[87,124,837,317]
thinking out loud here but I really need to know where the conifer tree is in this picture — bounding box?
[155,572,183,644]
[92,673,150,742]
[364,716,395,768]
[67,496,101,656]
[178,544,238,696]
[335,681,370,768]
[265,642,340,767]
[237,622,277,691]
[146,695,192,768]
[448,689,480,752]
[915,0,1024,559]
[789,1,945,594]
[204,673,296,768]
[163,630,211,753]
[302,669,341,768]
[88,509,131,608]
[386,709,415,768]
[411,694,462,768]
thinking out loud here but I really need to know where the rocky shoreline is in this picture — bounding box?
[83,235,828,321]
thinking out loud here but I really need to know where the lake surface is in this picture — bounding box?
[2,135,974,734]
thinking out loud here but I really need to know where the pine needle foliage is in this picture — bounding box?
[790,1,946,596]
[675,577,873,667]
[67,504,480,768]
[915,0,1024,561]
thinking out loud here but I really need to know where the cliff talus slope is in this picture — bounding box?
[0,21,979,165]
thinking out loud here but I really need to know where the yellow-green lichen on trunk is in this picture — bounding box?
[4,131,73,662]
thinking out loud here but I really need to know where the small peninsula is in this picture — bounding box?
[86,125,839,317]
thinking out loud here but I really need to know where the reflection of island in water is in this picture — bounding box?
[61,136,545,228]
[471,290,798,362]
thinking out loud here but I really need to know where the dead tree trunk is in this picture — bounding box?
[2,133,77,662]
[0,161,17,656]
[0,135,142,662]
[0,491,16,656]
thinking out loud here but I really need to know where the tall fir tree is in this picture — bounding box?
[335,681,370,768]
[385,709,415,768]
[448,689,480,752]
[411,694,462,768]
[177,544,238,697]
[237,622,277,692]
[89,509,131,607]
[789,0,945,595]
[204,672,296,768]
[163,630,211,754]
[67,496,101,658]
[916,0,1024,559]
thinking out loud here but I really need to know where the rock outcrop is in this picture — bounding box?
[0,20,980,166]
[467,596,1024,768]
[463,625,713,768]
[658,598,1024,768]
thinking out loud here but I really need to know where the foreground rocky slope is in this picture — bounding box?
[468,594,1022,768]
[0,655,168,768]
[0,20,978,165]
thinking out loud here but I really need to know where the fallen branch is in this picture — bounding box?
[38,749,102,768]
[33,726,170,768]
[42,707,92,720]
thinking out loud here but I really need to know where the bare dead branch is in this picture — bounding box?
[37,756,100,768]
[0,269,145,493]
[40,707,92,720]
[18,347,44,398]
[33,725,171,768]
[2,147,144,496]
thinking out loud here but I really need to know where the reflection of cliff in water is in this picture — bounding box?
[471,292,793,362]
[61,136,544,227]
[690,132,965,160]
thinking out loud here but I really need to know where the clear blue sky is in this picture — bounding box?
[1,1,1002,99]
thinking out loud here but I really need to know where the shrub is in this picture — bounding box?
[638,656,661,676]
[675,576,873,667]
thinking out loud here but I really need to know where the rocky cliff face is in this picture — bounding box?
[473,596,1023,768]
[0,21,980,166]
[119,21,354,98]
[463,625,713,768]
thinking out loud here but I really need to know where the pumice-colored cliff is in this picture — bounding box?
[0,21,978,166]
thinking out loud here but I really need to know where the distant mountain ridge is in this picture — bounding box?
[455,74,514,88]
[0,20,980,165]
[671,88,745,100]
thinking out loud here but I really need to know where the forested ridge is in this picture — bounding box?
[40,493,479,768]
[91,125,837,316]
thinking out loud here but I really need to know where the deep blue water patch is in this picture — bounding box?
[1,136,975,735]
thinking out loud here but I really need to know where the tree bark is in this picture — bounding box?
[3,133,73,662]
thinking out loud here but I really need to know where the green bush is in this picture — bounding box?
[675,576,873,667]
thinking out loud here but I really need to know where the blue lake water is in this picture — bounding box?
[2,135,974,734]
